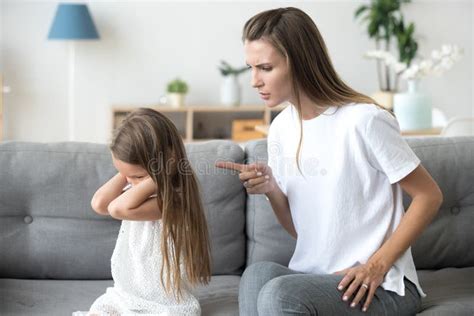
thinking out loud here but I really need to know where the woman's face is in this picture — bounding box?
[112,155,148,186]
[244,39,292,107]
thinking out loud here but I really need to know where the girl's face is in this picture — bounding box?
[112,155,149,186]
[244,39,293,107]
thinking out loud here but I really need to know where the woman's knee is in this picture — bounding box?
[257,276,310,315]
[256,274,345,315]
[239,262,290,315]
[240,261,287,285]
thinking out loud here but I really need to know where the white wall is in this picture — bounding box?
[1,0,472,143]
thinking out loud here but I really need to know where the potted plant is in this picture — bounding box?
[166,78,188,108]
[218,60,249,106]
[355,0,417,109]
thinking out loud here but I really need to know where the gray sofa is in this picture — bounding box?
[0,137,473,316]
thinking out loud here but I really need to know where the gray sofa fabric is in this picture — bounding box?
[0,275,239,316]
[416,268,474,315]
[184,141,247,276]
[1,137,473,315]
[0,142,119,280]
[402,138,474,269]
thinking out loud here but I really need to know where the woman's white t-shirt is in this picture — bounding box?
[267,102,425,297]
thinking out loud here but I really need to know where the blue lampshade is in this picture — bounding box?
[48,4,99,40]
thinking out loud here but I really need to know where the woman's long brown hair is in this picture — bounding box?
[110,108,211,299]
[243,7,386,170]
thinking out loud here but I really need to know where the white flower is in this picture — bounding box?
[402,65,420,80]
[441,57,454,70]
[419,60,432,71]
[364,50,392,60]
[441,44,452,56]
[431,50,441,60]
[366,44,463,81]
[393,62,407,74]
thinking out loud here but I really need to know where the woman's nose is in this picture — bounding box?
[251,70,263,88]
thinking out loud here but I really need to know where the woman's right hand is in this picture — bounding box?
[215,161,276,195]
[217,161,297,238]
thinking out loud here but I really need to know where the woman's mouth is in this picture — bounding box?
[259,92,270,100]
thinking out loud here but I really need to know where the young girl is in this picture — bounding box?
[218,7,443,316]
[80,108,211,316]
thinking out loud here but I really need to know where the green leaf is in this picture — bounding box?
[354,5,368,19]
[218,60,249,76]
[407,23,415,36]
[354,0,418,68]
[368,21,379,37]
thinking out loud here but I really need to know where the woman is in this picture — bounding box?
[217,7,442,316]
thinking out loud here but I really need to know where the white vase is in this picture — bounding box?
[220,75,241,106]
[167,93,185,108]
[393,80,432,131]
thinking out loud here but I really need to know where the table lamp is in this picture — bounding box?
[48,3,99,141]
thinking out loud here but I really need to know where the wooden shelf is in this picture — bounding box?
[401,127,442,136]
[113,104,283,112]
[112,104,287,142]
[114,103,441,142]
[255,124,269,135]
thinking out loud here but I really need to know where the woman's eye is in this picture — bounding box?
[262,67,272,71]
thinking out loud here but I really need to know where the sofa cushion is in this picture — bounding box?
[417,267,474,315]
[185,140,247,276]
[244,137,474,269]
[0,275,240,316]
[0,142,119,280]
[403,137,474,269]
[0,140,246,279]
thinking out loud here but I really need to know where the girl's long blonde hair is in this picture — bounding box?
[243,7,385,169]
[110,108,211,298]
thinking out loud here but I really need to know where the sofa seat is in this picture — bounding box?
[417,267,474,315]
[0,275,240,316]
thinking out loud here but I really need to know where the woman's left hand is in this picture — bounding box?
[333,261,387,312]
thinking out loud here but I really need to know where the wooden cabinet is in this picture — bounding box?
[112,104,286,142]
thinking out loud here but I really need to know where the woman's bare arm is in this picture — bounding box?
[368,164,443,272]
[265,178,297,239]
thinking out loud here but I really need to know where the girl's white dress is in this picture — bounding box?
[74,220,201,316]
